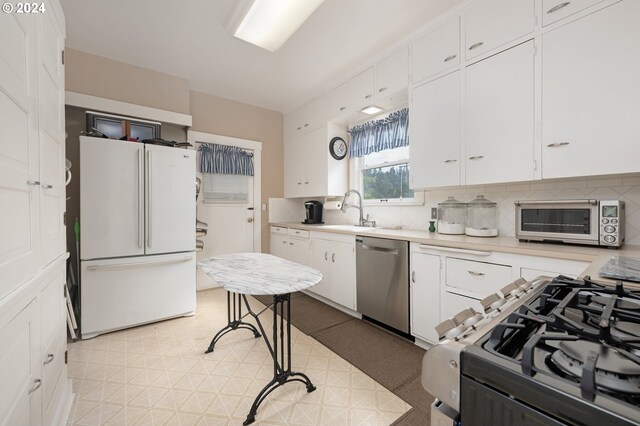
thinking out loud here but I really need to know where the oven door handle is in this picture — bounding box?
[514,199,598,206]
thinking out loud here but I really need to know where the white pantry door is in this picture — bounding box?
[190,132,262,290]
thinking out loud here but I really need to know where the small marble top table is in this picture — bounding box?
[198,253,322,426]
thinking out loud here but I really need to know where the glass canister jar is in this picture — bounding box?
[465,195,498,237]
[437,196,467,235]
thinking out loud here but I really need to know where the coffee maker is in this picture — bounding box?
[303,200,323,224]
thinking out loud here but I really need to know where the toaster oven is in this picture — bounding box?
[515,199,625,247]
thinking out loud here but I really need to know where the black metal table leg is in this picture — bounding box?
[204,291,261,354]
[241,293,315,426]
[204,291,315,425]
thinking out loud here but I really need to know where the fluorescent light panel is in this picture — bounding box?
[230,0,325,52]
[360,105,385,115]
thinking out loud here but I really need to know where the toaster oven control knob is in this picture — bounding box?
[602,218,610,224]
[604,225,616,233]
[611,219,619,224]
[481,293,506,313]
[604,235,616,244]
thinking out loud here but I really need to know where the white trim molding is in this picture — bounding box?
[65,91,193,127]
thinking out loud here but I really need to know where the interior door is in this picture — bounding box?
[195,148,255,289]
[80,137,144,259]
[38,8,65,266]
[0,13,40,296]
[145,144,195,255]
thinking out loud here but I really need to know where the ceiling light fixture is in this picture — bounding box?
[360,105,385,115]
[226,0,325,52]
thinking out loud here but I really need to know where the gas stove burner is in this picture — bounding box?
[612,321,640,338]
[550,340,640,395]
[590,295,640,311]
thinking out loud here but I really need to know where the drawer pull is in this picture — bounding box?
[339,106,346,111]
[444,159,458,163]
[469,42,484,51]
[290,242,294,245]
[332,253,336,263]
[44,354,55,365]
[418,244,491,257]
[282,240,287,244]
[378,87,388,93]
[546,142,570,148]
[26,180,41,186]
[325,251,328,261]
[444,54,457,62]
[42,183,53,189]
[468,270,486,277]
[28,379,42,395]
[365,94,373,99]
[547,2,570,14]
[469,155,484,160]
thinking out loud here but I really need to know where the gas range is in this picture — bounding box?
[422,275,640,426]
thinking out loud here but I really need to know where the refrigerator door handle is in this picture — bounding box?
[86,255,192,271]
[146,149,152,248]
[138,148,143,248]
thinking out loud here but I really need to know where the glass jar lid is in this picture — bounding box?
[468,195,496,207]
[438,196,467,207]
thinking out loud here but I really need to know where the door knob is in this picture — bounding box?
[247,217,254,223]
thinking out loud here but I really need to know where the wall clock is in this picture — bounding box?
[329,136,348,160]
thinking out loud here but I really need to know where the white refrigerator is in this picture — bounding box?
[80,136,196,339]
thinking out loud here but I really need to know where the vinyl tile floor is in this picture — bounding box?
[66,288,412,425]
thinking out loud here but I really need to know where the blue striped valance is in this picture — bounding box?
[198,143,254,176]
[348,108,409,158]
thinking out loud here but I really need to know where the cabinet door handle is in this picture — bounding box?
[290,242,294,245]
[546,142,570,148]
[297,126,302,130]
[547,2,570,14]
[304,123,309,127]
[282,240,287,244]
[469,42,484,51]
[339,106,346,111]
[468,155,484,160]
[297,182,302,185]
[28,379,42,395]
[444,159,458,163]
[468,270,486,277]
[42,183,53,189]
[44,354,55,365]
[332,253,335,263]
[26,180,41,186]
[324,251,328,261]
[444,54,457,62]
[411,271,416,283]
[365,94,373,99]
[378,87,387,93]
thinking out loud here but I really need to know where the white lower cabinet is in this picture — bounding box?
[287,237,311,267]
[269,226,311,267]
[0,256,71,426]
[410,252,441,343]
[309,232,356,310]
[270,233,288,259]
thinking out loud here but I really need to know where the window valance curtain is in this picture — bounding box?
[198,143,254,176]
[348,108,409,158]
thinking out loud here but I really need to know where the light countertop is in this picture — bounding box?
[271,222,640,286]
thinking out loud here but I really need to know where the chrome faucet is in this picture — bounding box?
[341,189,375,227]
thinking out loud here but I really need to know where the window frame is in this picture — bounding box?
[351,155,424,206]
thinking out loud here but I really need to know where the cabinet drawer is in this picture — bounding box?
[542,0,605,26]
[288,228,309,239]
[271,226,288,235]
[441,291,483,322]
[412,17,460,82]
[446,257,512,297]
[42,323,65,411]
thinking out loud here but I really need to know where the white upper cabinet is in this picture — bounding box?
[325,83,349,121]
[542,0,604,26]
[284,124,348,198]
[348,67,375,112]
[466,41,535,185]
[412,17,460,83]
[375,48,409,103]
[410,71,461,189]
[542,0,640,179]
[284,97,326,142]
[465,0,535,59]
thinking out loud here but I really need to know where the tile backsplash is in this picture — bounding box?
[269,174,640,246]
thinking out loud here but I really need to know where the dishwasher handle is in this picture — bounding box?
[359,244,399,255]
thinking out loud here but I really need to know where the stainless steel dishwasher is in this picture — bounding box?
[356,236,410,334]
